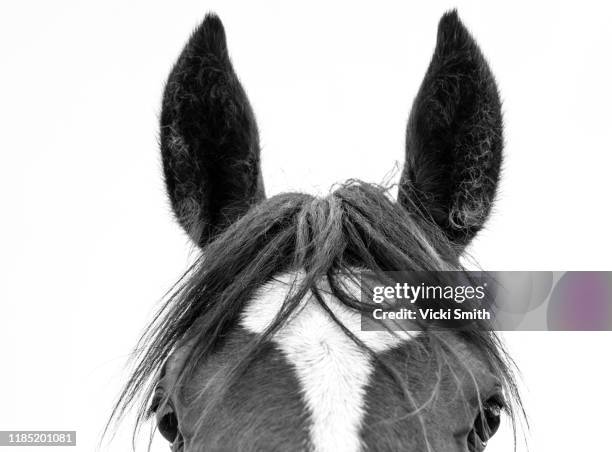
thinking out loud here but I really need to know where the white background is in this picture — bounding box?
[1,1,611,451]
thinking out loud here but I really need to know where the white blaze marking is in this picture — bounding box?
[241,273,417,452]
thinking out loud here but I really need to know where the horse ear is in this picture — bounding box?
[160,14,265,248]
[398,11,502,250]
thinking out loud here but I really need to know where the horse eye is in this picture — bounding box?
[157,409,179,443]
[152,394,179,444]
[467,398,503,451]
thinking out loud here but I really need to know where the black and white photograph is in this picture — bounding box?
[1,1,611,451]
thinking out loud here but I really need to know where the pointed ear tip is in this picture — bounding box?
[435,9,483,57]
[437,9,470,38]
[203,12,224,29]
[439,9,461,27]
[192,12,227,48]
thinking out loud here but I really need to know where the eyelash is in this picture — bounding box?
[485,393,507,413]
[148,392,162,416]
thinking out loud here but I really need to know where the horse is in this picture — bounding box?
[111,10,522,452]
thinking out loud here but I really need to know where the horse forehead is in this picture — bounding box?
[240,273,417,452]
[241,273,417,350]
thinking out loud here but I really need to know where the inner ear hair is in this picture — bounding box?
[398,10,503,250]
[160,14,265,248]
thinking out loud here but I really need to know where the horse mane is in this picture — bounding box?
[108,180,524,446]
